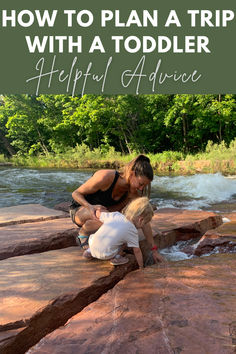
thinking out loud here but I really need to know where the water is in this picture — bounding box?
[151,173,236,212]
[1,167,236,212]
[0,167,91,208]
[159,222,236,261]
[1,166,235,261]
[159,240,195,262]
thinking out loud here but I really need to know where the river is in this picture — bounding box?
[1,166,236,212]
[1,166,235,261]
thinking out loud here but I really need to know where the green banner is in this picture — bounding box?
[0,0,235,94]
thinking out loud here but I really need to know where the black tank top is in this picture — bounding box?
[71,171,127,208]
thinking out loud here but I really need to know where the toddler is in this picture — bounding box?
[83,197,154,268]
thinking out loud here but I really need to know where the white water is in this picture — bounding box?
[159,211,234,261]
[160,242,192,261]
[0,168,236,211]
[151,173,236,211]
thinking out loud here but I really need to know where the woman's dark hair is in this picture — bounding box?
[121,154,153,197]
[131,155,153,181]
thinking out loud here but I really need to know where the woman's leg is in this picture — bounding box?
[74,207,102,249]
[80,219,103,236]
[74,206,91,227]
[75,207,102,235]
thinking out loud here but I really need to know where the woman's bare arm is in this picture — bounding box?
[107,195,131,212]
[72,170,114,217]
[107,189,140,212]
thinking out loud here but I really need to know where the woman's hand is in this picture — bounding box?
[87,204,108,219]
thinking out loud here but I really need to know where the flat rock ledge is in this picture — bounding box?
[0,207,222,262]
[0,218,78,261]
[0,204,68,227]
[150,208,222,246]
[0,248,137,354]
[27,254,236,354]
[0,206,226,354]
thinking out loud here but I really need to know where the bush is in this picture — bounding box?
[0,154,7,163]
[8,140,236,175]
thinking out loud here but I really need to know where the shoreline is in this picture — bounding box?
[0,162,13,166]
[1,158,235,176]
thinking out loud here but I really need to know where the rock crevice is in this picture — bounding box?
[0,255,137,354]
[0,204,232,354]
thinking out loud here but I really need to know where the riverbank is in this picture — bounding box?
[0,162,12,166]
[2,140,236,175]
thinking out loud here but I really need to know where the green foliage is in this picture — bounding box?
[197,139,236,161]
[0,154,6,162]
[0,94,235,162]
[150,151,184,163]
[10,140,235,175]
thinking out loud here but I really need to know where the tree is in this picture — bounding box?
[0,94,235,157]
[193,94,236,147]
[164,95,196,152]
[0,96,16,156]
[4,95,49,155]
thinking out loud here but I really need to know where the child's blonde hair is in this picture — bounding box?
[123,197,154,223]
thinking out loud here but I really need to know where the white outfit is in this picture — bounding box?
[88,212,139,259]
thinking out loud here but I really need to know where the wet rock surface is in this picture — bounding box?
[28,254,236,354]
[183,212,236,257]
[140,208,222,261]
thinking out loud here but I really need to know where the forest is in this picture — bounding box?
[0,94,235,159]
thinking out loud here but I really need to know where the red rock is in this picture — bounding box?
[194,212,236,256]
[27,254,236,354]
[151,208,222,245]
[0,248,137,354]
[0,205,227,353]
[0,218,78,260]
[140,208,222,261]
[54,201,71,213]
[0,204,68,227]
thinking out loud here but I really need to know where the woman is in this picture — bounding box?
[70,154,164,263]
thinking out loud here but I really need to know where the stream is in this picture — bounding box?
[1,166,235,211]
[1,166,236,261]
